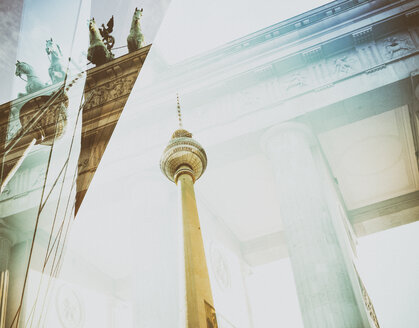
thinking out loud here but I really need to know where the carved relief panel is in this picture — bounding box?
[56,284,85,328]
[327,51,362,80]
[278,68,313,98]
[84,75,137,110]
[210,243,232,291]
[236,85,264,113]
[377,32,416,61]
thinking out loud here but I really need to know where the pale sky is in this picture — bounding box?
[154,0,330,64]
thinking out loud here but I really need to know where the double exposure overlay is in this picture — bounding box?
[0,0,418,327]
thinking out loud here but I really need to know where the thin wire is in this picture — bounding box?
[36,176,77,327]
[25,110,65,326]
[27,89,89,328]
[112,45,128,50]
[12,69,86,328]
[11,108,56,328]
[8,0,87,323]
[23,81,87,328]
[4,87,64,153]
[42,93,89,265]
[1,88,64,188]
[39,158,69,212]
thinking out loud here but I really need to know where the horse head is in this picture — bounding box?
[15,60,44,95]
[89,18,97,31]
[46,38,62,59]
[15,60,21,77]
[15,60,31,77]
[132,7,143,27]
[88,18,102,41]
[45,38,54,55]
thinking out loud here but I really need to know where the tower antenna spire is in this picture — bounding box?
[176,93,183,128]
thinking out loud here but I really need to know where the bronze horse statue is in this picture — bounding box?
[87,18,113,66]
[15,61,46,97]
[46,38,66,84]
[127,7,144,52]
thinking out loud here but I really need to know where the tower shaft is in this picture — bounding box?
[178,173,216,327]
[160,124,216,327]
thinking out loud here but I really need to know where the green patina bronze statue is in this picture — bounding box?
[15,60,46,97]
[127,7,144,53]
[87,18,114,66]
[46,38,66,84]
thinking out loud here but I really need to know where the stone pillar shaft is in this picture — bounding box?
[0,236,12,328]
[263,123,367,328]
[6,241,30,328]
[0,237,12,273]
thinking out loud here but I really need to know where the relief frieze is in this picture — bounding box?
[328,52,361,79]
[236,84,265,114]
[378,32,416,60]
[210,243,232,291]
[275,69,313,98]
[283,71,310,93]
[173,27,418,140]
[84,75,136,110]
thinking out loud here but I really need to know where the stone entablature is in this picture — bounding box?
[167,0,416,73]
[198,29,418,114]
[121,13,417,171]
[147,0,418,86]
[75,45,150,213]
[129,1,418,127]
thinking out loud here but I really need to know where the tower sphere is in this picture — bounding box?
[160,128,207,183]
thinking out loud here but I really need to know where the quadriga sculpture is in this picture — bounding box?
[87,18,113,66]
[15,61,46,97]
[127,7,144,53]
[46,38,66,84]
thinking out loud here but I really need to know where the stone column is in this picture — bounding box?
[261,122,369,328]
[0,235,12,273]
[6,240,30,328]
[0,234,12,328]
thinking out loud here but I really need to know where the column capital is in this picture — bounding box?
[260,122,315,158]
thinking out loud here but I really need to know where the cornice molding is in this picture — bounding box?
[131,1,418,115]
[170,0,415,69]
